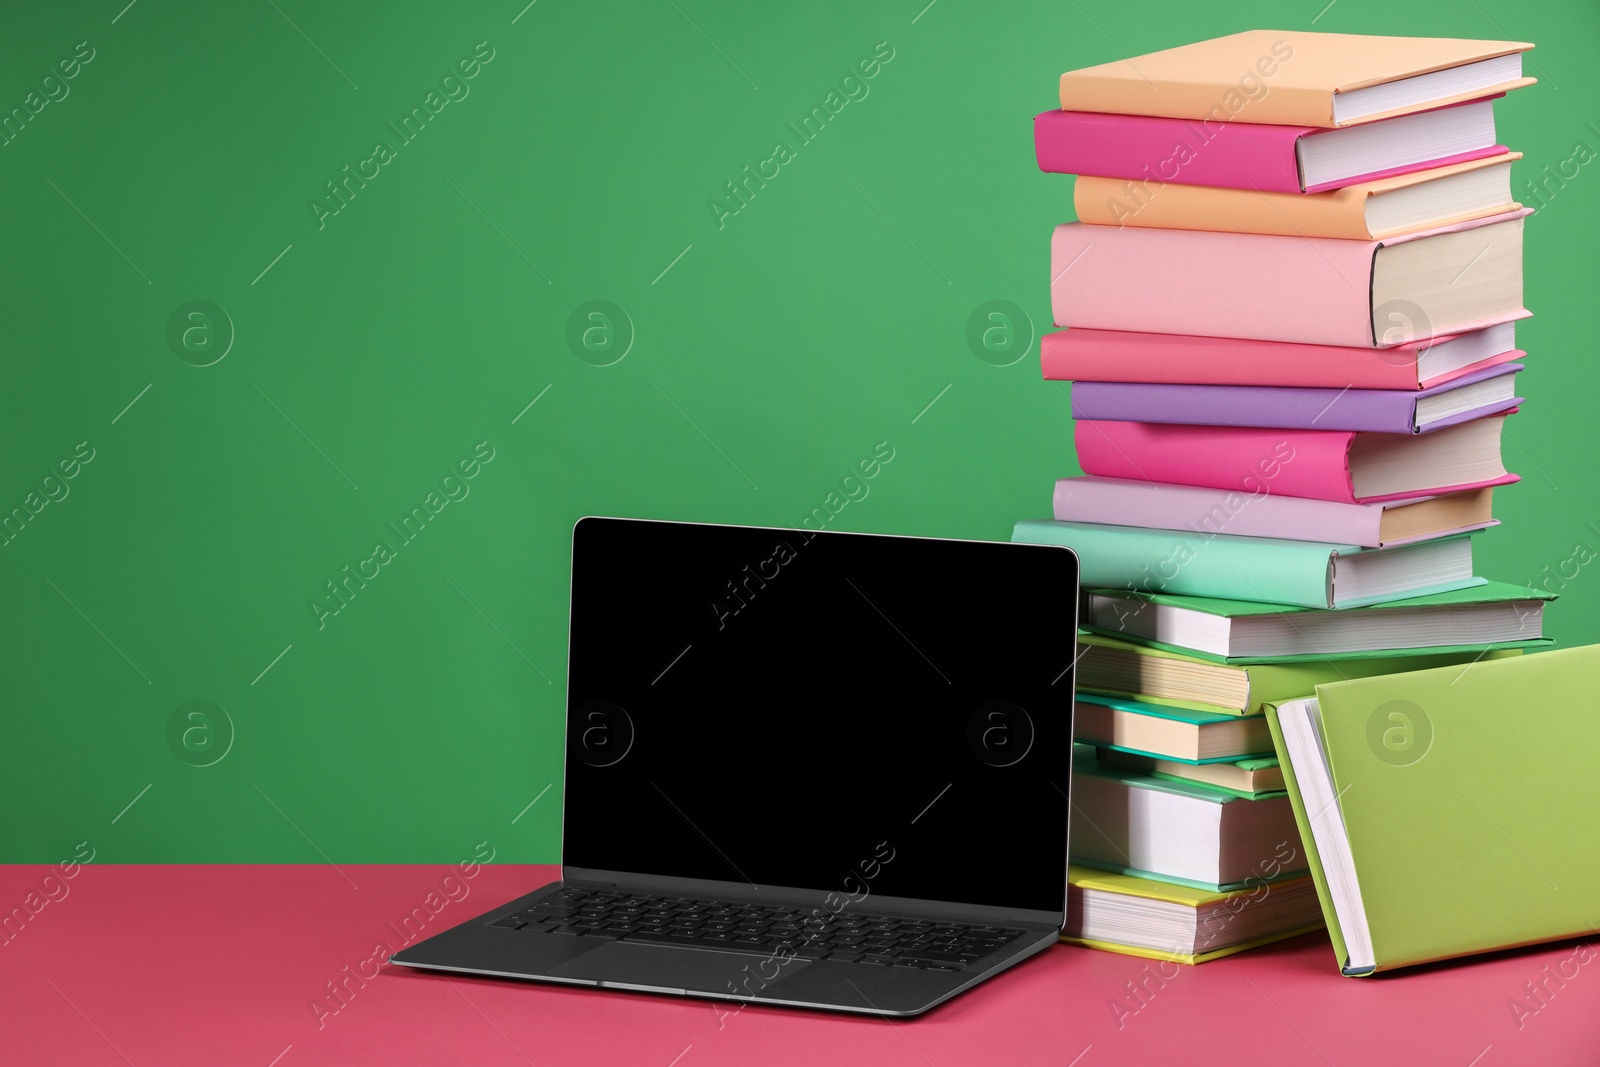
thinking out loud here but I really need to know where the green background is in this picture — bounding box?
[3,0,1596,863]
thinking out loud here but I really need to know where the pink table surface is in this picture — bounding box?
[3,864,1596,1066]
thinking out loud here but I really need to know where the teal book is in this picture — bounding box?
[1012,520,1483,609]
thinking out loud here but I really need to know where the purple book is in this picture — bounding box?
[1069,362,1523,434]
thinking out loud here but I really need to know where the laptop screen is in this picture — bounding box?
[562,517,1078,915]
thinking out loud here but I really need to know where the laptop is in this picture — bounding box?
[391,516,1080,1016]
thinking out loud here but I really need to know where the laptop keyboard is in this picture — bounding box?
[487,886,1027,971]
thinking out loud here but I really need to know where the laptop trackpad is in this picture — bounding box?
[548,941,810,994]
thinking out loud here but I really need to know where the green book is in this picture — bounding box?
[1077,632,1522,715]
[1096,748,1285,798]
[1081,581,1556,663]
[1011,519,1483,609]
[1073,692,1274,765]
[1265,646,1600,975]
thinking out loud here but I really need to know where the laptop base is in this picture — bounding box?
[390,879,1061,1017]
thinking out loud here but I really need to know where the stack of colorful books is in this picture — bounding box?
[1019,30,1553,964]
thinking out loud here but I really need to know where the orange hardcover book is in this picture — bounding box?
[1074,153,1521,240]
[1058,30,1533,128]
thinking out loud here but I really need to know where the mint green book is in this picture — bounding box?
[1266,646,1600,975]
[1011,519,1483,609]
[1082,581,1556,663]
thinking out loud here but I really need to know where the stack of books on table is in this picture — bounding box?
[1020,30,1553,964]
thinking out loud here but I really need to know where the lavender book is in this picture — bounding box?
[1069,362,1521,434]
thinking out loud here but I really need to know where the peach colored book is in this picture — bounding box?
[1074,153,1521,239]
[1059,30,1533,127]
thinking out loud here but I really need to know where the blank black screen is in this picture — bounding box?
[562,518,1078,914]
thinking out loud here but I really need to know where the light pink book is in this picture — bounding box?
[1053,476,1499,548]
[1050,210,1531,347]
[1073,417,1520,504]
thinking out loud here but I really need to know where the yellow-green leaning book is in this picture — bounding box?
[1266,645,1600,975]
